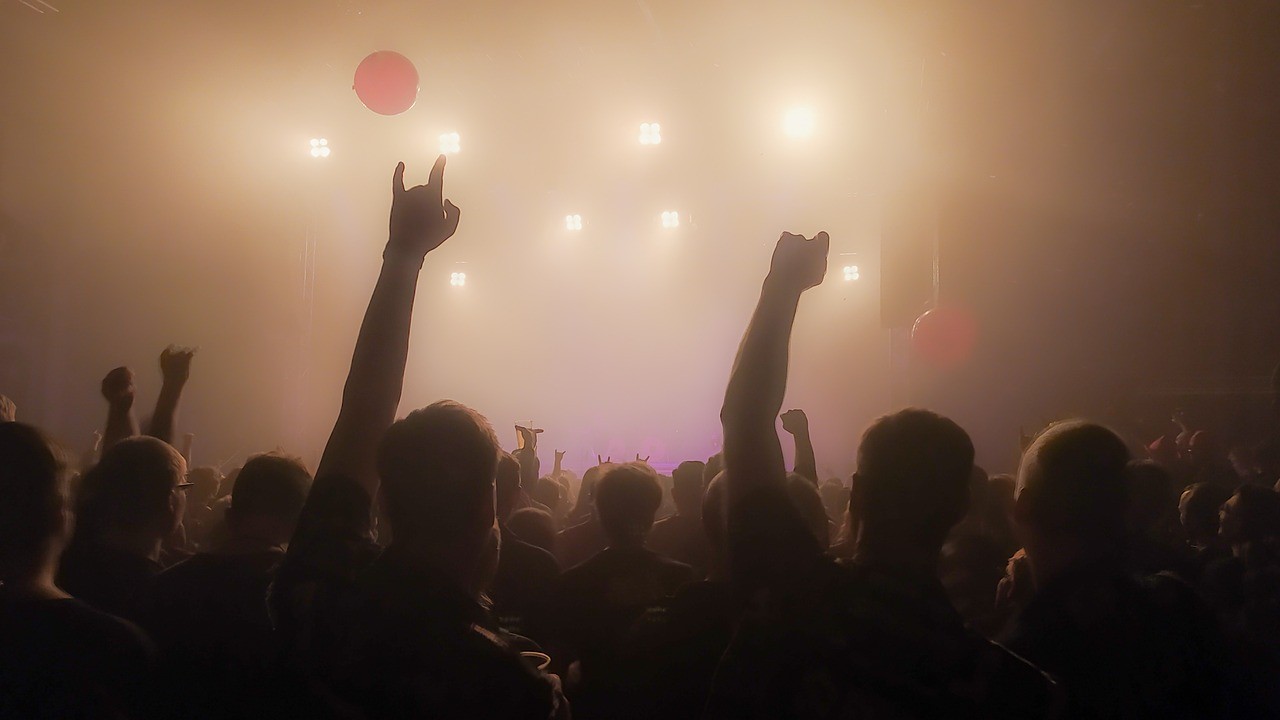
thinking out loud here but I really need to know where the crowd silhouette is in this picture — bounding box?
[2,155,1279,718]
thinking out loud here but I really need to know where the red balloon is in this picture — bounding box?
[353,51,419,116]
[911,306,977,369]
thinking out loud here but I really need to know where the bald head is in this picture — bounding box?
[1017,420,1130,543]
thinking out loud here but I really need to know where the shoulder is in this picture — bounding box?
[54,599,156,661]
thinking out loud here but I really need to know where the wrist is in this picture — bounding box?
[761,274,805,302]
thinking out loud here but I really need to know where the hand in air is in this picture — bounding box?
[767,231,829,295]
[780,409,809,435]
[554,449,566,463]
[387,155,461,263]
[635,453,650,463]
[0,395,14,423]
[159,345,196,385]
[101,367,136,408]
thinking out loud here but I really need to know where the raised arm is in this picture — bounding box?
[100,366,139,452]
[781,409,818,484]
[313,155,460,502]
[720,231,829,590]
[147,345,195,445]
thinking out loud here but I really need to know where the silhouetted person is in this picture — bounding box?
[271,157,564,719]
[556,463,610,568]
[647,460,711,576]
[59,436,189,623]
[547,462,695,717]
[510,506,559,555]
[147,452,311,718]
[493,452,561,644]
[1003,420,1228,718]
[708,232,1059,719]
[0,422,156,719]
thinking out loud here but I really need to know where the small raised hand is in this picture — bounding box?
[159,345,196,386]
[386,155,461,263]
[780,409,809,435]
[101,367,136,408]
[0,395,15,422]
[766,231,830,295]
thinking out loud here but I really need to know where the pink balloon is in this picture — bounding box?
[911,306,977,369]
[353,51,419,116]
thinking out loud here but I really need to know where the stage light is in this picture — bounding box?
[783,107,815,138]
[450,272,466,287]
[661,211,680,229]
[639,122,662,145]
[309,138,330,158]
[438,132,461,155]
[843,265,860,281]
[565,214,583,231]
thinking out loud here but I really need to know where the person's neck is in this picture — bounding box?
[853,532,941,576]
[1,560,70,601]
[100,527,164,563]
[387,541,482,600]
[1024,537,1117,588]
[216,532,285,556]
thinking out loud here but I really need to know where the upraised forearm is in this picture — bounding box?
[147,383,185,445]
[103,402,138,452]
[315,257,421,497]
[792,429,818,485]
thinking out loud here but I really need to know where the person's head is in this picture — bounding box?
[1015,421,1130,561]
[1188,430,1224,470]
[1125,460,1176,536]
[819,479,849,524]
[852,409,974,557]
[376,401,501,589]
[1218,484,1280,550]
[1179,482,1232,547]
[80,436,189,545]
[0,423,70,582]
[185,466,222,508]
[703,453,724,487]
[495,452,521,522]
[594,462,663,548]
[671,460,707,517]
[785,472,830,549]
[508,507,557,555]
[225,452,311,547]
[531,476,563,516]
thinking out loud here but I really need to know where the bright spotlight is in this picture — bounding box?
[309,138,330,158]
[783,107,816,138]
[450,272,466,287]
[565,214,583,231]
[438,132,461,155]
[843,265,860,281]
[661,211,680,229]
[639,122,662,145]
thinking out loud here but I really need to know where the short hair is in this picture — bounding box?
[673,461,707,496]
[1018,420,1130,541]
[376,400,500,543]
[1226,484,1280,545]
[80,436,186,534]
[1180,482,1232,537]
[856,408,975,543]
[0,423,67,571]
[229,453,311,522]
[508,507,557,555]
[531,476,563,512]
[704,453,724,486]
[595,463,663,545]
[785,472,830,548]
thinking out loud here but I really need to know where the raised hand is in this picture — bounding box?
[780,409,809,435]
[101,367,136,408]
[0,395,15,422]
[635,453,650,463]
[766,231,829,295]
[159,345,196,386]
[386,155,461,263]
[554,449,566,463]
